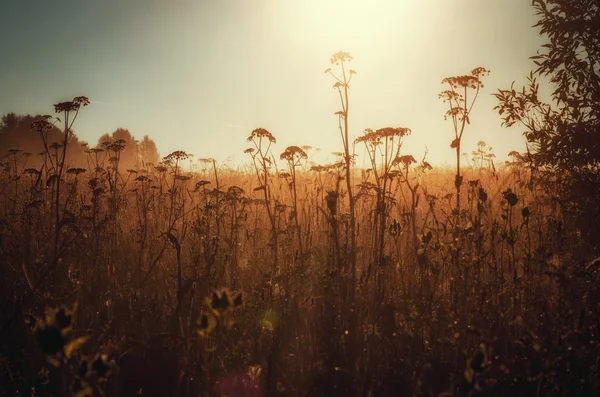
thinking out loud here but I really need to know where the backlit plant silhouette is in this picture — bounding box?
[245,127,278,271]
[280,145,308,260]
[471,140,496,170]
[356,127,410,276]
[439,67,489,215]
[30,96,89,284]
[325,50,358,303]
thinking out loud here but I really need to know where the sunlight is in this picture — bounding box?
[272,0,429,57]
[256,0,438,167]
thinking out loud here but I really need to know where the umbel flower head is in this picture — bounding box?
[247,128,276,143]
[356,127,411,145]
[442,67,490,89]
[163,150,191,164]
[330,51,353,65]
[30,116,54,133]
[53,96,90,113]
[280,146,307,162]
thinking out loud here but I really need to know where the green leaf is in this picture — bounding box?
[197,313,218,337]
[464,359,474,383]
[65,336,90,359]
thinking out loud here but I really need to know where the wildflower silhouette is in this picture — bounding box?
[325,50,358,306]
[439,67,489,215]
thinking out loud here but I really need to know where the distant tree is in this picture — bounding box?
[0,113,87,166]
[97,128,138,170]
[96,129,159,170]
[138,135,160,166]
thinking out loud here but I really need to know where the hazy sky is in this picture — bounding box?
[0,0,548,167]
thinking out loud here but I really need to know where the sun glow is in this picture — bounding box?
[248,0,443,166]
[271,0,430,59]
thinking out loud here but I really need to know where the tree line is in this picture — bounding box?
[0,113,160,170]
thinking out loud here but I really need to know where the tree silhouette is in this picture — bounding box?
[495,0,600,245]
[138,135,160,166]
[495,0,599,171]
[96,129,160,170]
[0,113,87,166]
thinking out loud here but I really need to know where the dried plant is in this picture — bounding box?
[439,67,489,215]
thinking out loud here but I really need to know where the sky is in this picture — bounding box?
[0,0,549,167]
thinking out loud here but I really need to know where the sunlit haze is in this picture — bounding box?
[0,0,546,167]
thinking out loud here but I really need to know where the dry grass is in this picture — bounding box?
[0,140,598,397]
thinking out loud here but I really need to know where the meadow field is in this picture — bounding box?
[0,117,598,396]
[1,1,599,395]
